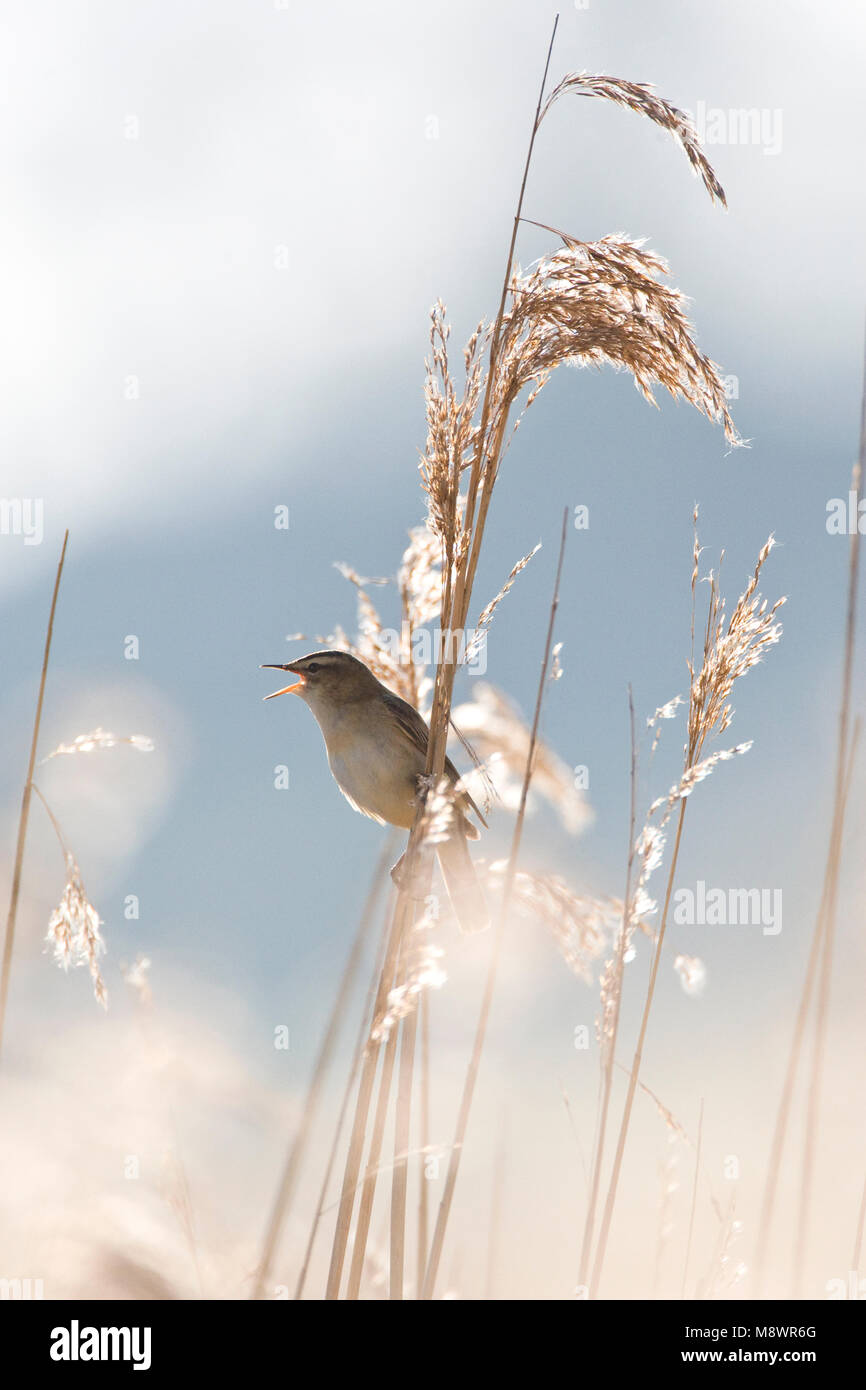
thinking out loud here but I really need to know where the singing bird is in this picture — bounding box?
[261,650,489,932]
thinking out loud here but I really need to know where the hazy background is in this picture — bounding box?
[1,0,865,1299]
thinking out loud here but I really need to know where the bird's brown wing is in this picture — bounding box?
[381,689,488,832]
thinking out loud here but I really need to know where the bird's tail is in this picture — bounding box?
[436,831,489,934]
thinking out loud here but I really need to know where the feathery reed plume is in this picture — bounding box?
[454,682,590,834]
[630,1073,692,1145]
[45,852,107,1008]
[29,722,154,1013]
[648,695,685,753]
[488,863,623,984]
[0,529,68,1060]
[538,73,727,206]
[443,55,730,708]
[463,541,541,666]
[332,563,418,706]
[496,234,740,447]
[399,522,445,711]
[420,308,485,550]
[39,729,154,762]
[293,522,448,714]
[589,524,783,1296]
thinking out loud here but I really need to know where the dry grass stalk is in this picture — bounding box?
[325,890,412,1297]
[484,1117,508,1299]
[294,865,394,1299]
[682,1098,705,1298]
[793,465,862,1292]
[390,999,418,1298]
[589,524,783,1297]
[251,835,393,1300]
[653,1134,681,1297]
[417,991,431,1295]
[370,896,446,1041]
[345,926,407,1300]
[754,444,862,1296]
[579,690,638,1289]
[420,508,569,1299]
[699,1193,746,1299]
[350,850,447,1297]
[0,530,69,1059]
[852,1164,866,1272]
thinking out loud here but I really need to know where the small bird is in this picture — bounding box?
[262,650,489,932]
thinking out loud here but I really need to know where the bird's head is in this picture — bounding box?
[261,649,379,709]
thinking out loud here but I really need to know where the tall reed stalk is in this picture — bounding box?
[294,864,394,1299]
[793,455,862,1293]
[0,529,69,1062]
[420,508,569,1299]
[578,686,637,1289]
[252,834,393,1298]
[325,887,418,1295]
[591,530,783,1295]
[754,341,864,1294]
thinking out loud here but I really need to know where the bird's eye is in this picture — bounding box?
[307,662,320,674]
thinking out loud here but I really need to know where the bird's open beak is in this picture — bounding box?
[260,664,306,700]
